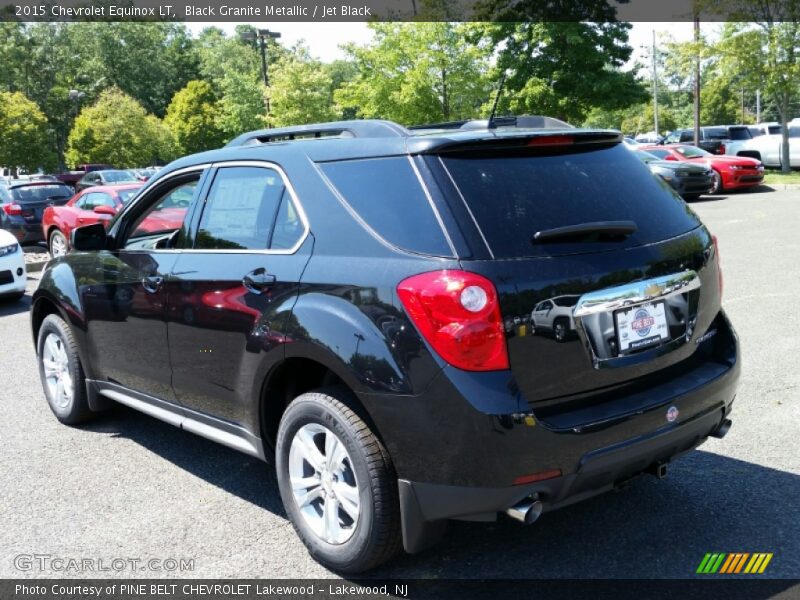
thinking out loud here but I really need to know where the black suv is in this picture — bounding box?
[30,118,739,573]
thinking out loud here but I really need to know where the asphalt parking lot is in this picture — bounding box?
[1,188,798,580]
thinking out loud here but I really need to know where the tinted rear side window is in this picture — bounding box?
[440,144,700,258]
[320,157,451,256]
[728,127,752,140]
[704,127,727,139]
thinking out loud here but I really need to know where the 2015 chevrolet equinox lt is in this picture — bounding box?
[30,117,739,573]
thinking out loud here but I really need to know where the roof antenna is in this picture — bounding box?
[487,72,507,130]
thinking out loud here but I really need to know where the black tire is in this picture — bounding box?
[36,313,93,425]
[553,318,569,342]
[710,170,723,194]
[276,388,402,573]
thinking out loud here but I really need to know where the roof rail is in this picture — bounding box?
[225,120,409,147]
[408,115,574,132]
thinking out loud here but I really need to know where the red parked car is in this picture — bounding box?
[42,184,143,257]
[641,144,764,194]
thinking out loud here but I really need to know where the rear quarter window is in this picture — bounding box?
[320,157,452,257]
[439,144,701,258]
[728,127,752,140]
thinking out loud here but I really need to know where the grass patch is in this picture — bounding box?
[763,170,800,185]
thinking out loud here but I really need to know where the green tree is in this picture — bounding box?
[87,22,199,117]
[336,23,491,125]
[0,91,55,171]
[164,80,226,154]
[619,104,678,136]
[700,77,743,125]
[472,22,648,124]
[217,71,267,138]
[267,44,338,127]
[194,26,271,138]
[716,19,800,171]
[65,88,174,168]
[325,59,359,120]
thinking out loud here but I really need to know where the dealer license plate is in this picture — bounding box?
[615,301,670,353]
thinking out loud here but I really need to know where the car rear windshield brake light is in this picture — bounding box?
[527,135,574,146]
[397,270,509,371]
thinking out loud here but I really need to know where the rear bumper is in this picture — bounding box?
[399,402,732,551]
[361,310,740,552]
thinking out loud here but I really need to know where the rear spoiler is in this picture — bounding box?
[408,130,623,155]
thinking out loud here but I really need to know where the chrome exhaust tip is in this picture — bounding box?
[711,418,732,439]
[505,498,543,525]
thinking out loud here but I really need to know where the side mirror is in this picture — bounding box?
[93,205,116,216]
[71,222,108,252]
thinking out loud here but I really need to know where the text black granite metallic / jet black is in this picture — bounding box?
[30,118,739,573]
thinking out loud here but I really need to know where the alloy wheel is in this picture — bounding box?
[41,333,73,409]
[288,423,361,545]
[50,232,67,258]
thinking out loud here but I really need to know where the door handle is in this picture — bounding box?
[243,268,276,294]
[142,275,164,294]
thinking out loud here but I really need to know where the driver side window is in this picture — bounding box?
[124,178,199,250]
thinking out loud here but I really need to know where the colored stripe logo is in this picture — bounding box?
[697,553,773,574]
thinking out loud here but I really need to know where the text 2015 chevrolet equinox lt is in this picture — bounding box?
[30,118,739,573]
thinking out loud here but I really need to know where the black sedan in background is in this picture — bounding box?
[635,151,714,200]
[75,169,138,192]
[0,181,74,245]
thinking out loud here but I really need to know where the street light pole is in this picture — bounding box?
[652,30,659,137]
[240,28,281,126]
[693,14,701,147]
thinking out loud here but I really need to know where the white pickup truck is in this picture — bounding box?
[741,123,800,168]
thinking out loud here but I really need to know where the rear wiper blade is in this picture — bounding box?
[532,220,637,244]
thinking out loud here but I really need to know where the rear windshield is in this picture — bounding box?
[10,184,73,203]
[320,157,451,256]
[439,144,701,258]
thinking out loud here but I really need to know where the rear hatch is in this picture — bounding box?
[426,136,722,405]
[10,183,73,222]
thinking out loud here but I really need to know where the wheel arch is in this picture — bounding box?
[258,355,387,457]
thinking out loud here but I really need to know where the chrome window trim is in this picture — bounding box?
[126,161,310,256]
[436,155,494,259]
[574,270,701,318]
[191,160,311,255]
[406,155,457,257]
[314,156,456,259]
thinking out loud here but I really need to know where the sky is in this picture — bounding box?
[186,22,707,65]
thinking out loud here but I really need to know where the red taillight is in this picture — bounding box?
[397,270,509,371]
[712,235,723,299]
[2,203,23,216]
[718,143,726,155]
[527,135,574,147]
